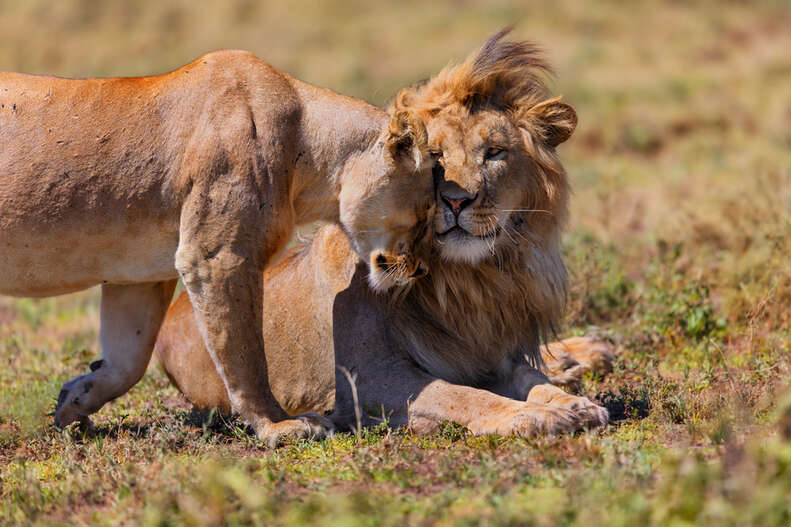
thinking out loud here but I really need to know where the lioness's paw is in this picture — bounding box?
[254,413,335,447]
[542,336,617,388]
[295,412,336,438]
[54,373,100,428]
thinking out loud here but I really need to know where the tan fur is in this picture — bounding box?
[155,33,613,438]
[0,50,434,443]
[543,336,617,388]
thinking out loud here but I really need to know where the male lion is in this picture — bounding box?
[0,50,434,443]
[155,32,614,437]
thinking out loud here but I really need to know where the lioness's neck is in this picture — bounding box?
[289,79,387,224]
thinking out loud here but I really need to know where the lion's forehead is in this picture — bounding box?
[427,111,515,160]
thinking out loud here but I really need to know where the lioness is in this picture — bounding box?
[155,32,613,437]
[0,50,434,443]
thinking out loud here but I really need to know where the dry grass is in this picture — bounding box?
[1,0,791,525]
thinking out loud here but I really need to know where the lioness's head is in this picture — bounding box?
[394,30,575,265]
[339,109,434,292]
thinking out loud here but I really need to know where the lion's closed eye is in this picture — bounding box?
[484,147,506,161]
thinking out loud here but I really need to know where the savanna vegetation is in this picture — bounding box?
[1,0,790,525]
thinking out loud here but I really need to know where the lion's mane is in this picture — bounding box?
[386,30,572,384]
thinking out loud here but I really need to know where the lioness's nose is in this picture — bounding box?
[410,261,428,278]
[441,192,476,216]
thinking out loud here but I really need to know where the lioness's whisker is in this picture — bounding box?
[382,262,405,282]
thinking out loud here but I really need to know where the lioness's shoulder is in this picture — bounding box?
[176,49,268,77]
[194,49,259,66]
[179,50,291,92]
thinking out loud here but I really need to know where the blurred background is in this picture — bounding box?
[2,0,788,337]
[2,1,791,524]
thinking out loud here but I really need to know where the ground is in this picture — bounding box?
[1,1,790,525]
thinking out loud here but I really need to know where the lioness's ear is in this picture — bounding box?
[386,110,428,168]
[521,96,577,147]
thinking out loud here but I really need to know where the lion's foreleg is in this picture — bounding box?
[492,359,609,431]
[407,379,593,437]
[54,280,177,428]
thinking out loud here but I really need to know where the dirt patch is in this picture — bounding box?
[595,388,652,422]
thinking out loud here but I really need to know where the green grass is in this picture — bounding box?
[2,0,791,525]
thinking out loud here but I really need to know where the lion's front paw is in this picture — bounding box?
[469,402,606,438]
[527,384,609,429]
[542,336,617,388]
[505,402,583,437]
[253,413,335,446]
[467,400,590,438]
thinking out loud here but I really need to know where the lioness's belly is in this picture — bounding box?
[0,222,179,297]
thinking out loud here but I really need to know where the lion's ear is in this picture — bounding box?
[386,110,428,168]
[521,97,577,147]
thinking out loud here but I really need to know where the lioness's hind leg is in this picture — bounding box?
[541,336,617,388]
[54,280,176,428]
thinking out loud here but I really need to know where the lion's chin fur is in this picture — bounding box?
[436,232,493,265]
[387,229,566,385]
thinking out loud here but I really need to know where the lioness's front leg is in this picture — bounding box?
[55,280,177,428]
[175,184,332,445]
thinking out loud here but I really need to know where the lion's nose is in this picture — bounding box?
[441,192,476,216]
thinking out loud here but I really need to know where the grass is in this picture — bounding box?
[1,0,791,525]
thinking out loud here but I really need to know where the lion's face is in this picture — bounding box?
[427,105,571,264]
[339,111,434,292]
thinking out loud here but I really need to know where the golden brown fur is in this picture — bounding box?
[388,30,575,382]
[155,32,613,438]
[0,50,434,443]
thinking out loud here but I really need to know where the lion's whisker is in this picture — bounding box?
[499,209,553,214]
[494,215,518,246]
[483,217,505,270]
[509,220,532,243]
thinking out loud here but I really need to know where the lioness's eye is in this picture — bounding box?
[484,147,506,161]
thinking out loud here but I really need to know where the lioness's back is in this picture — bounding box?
[0,50,300,297]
